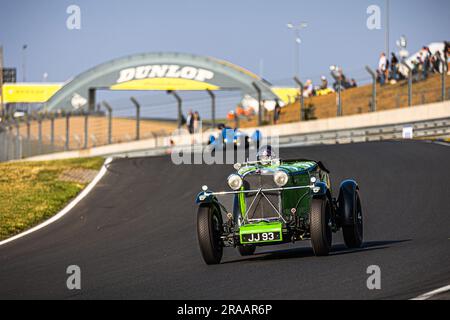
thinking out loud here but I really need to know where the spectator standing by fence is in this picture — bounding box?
[445,41,450,75]
[193,111,201,134]
[432,51,442,73]
[273,102,281,124]
[390,53,399,82]
[320,76,328,90]
[378,53,388,86]
[186,110,194,134]
[419,46,430,80]
[304,80,314,97]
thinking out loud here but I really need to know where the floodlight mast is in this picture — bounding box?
[287,22,308,78]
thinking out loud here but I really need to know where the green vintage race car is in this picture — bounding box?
[195,149,363,265]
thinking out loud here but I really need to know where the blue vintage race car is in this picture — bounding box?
[208,127,262,149]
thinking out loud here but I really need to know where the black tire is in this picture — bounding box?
[197,204,223,265]
[343,190,363,248]
[237,245,256,256]
[310,198,332,256]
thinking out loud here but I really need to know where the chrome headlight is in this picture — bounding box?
[274,171,289,187]
[227,174,243,190]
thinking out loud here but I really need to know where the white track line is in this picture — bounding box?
[0,157,113,247]
[411,284,450,300]
[431,141,450,147]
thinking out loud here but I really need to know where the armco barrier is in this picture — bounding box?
[8,100,450,162]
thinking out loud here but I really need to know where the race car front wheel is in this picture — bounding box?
[237,245,256,256]
[342,190,363,248]
[197,204,223,265]
[310,198,332,256]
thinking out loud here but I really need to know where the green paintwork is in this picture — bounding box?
[238,188,246,216]
[239,222,283,244]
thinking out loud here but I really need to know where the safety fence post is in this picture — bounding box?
[252,82,262,126]
[14,119,21,159]
[37,114,43,155]
[84,110,89,149]
[26,113,31,141]
[65,112,71,151]
[130,97,140,141]
[206,89,216,129]
[401,62,413,107]
[167,90,183,129]
[365,66,377,112]
[50,113,55,150]
[330,72,342,116]
[293,77,305,121]
[438,56,447,102]
[102,101,113,145]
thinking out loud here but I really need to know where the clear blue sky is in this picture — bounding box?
[1,0,449,85]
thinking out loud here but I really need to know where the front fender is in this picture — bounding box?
[312,181,328,198]
[196,192,219,205]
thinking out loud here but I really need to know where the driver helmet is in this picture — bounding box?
[257,145,276,162]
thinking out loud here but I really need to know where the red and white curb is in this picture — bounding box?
[0,157,113,247]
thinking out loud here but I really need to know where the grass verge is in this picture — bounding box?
[0,157,105,241]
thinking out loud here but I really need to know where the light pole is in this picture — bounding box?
[396,35,408,62]
[385,0,390,56]
[22,44,28,82]
[287,22,308,78]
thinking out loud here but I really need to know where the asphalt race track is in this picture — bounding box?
[1,141,449,300]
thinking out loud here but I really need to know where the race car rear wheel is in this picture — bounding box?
[342,190,363,248]
[310,198,332,256]
[237,245,256,256]
[197,204,223,265]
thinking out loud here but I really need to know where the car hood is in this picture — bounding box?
[238,161,317,177]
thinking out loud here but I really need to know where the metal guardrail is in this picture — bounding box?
[112,117,450,160]
[278,118,450,147]
[1,115,449,162]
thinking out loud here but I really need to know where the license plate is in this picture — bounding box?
[241,232,281,243]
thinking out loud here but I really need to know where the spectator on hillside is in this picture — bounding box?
[445,41,450,75]
[245,106,255,119]
[273,101,282,124]
[432,51,442,73]
[350,79,358,88]
[235,104,246,118]
[385,55,390,81]
[320,76,328,90]
[378,52,388,85]
[193,111,201,134]
[226,110,235,122]
[303,80,314,97]
[186,109,194,134]
[419,46,430,80]
[342,74,353,89]
[411,60,420,82]
[427,46,433,69]
[390,52,399,82]
[331,68,351,90]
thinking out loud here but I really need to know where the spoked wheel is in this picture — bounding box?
[237,245,256,256]
[310,198,333,256]
[197,204,223,265]
[343,190,363,248]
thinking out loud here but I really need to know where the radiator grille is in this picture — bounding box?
[244,174,281,220]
